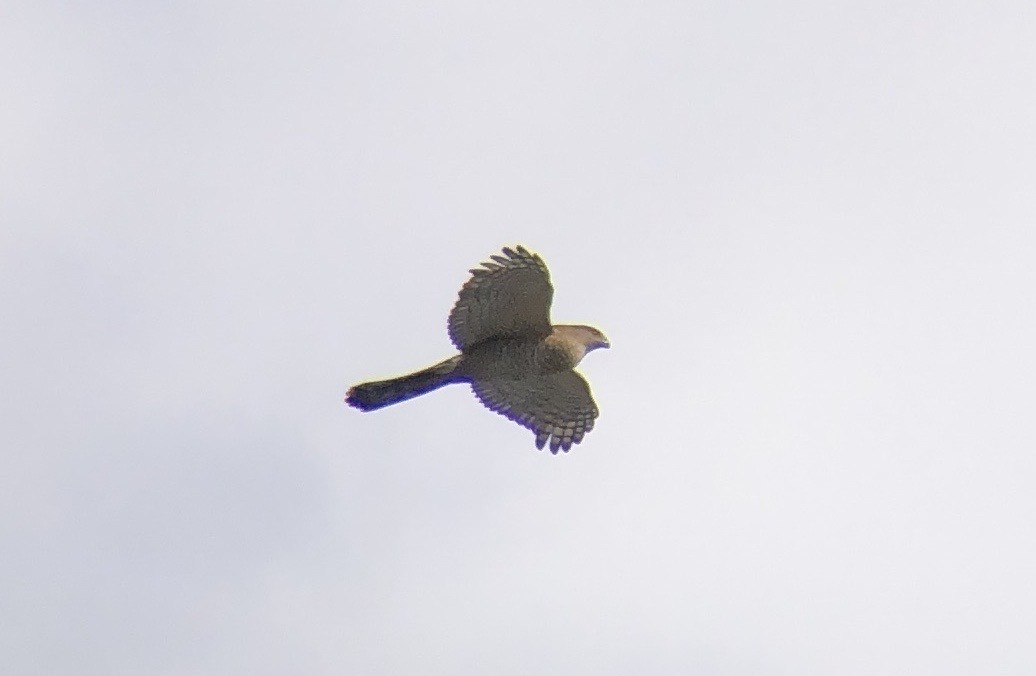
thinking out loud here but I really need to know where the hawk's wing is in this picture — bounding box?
[472,370,599,453]
[448,245,553,350]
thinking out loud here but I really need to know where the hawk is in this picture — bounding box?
[346,245,609,453]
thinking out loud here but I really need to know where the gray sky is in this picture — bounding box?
[3,1,1036,674]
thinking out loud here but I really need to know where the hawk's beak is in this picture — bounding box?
[598,338,611,349]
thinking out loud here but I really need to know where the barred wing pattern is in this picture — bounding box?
[472,371,599,454]
[448,246,554,350]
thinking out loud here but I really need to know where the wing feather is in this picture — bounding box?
[448,245,553,350]
[472,371,599,454]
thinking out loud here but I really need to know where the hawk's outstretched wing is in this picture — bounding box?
[448,245,553,350]
[472,370,599,453]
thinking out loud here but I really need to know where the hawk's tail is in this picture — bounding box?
[345,356,462,411]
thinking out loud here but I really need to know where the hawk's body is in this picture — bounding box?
[346,245,608,453]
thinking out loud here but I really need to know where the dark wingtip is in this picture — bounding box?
[345,386,373,411]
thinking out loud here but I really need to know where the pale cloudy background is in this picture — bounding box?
[3,1,1036,674]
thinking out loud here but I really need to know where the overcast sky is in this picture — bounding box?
[3,2,1036,674]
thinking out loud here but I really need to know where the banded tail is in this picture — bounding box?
[346,356,462,411]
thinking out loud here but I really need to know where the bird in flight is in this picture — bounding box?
[346,245,609,453]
